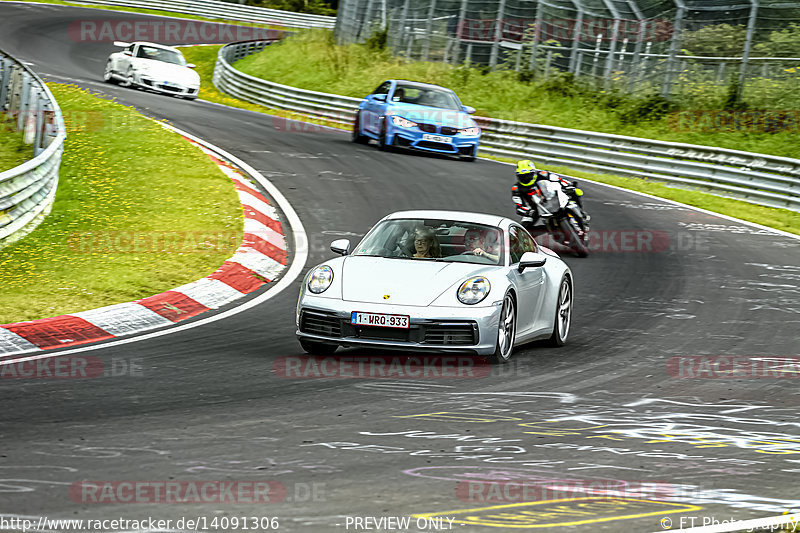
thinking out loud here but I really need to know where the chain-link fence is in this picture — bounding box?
[335,0,800,106]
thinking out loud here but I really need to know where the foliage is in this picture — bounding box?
[754,23,800,57]
[234,0,335,16]
[0,119,30,172]
[0,84,243,323]
[683,24,748,57]
[186,30,800,160]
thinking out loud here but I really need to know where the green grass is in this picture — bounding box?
[232,30,799,159]
[0,0,287,29]
[0,122,31,172]
[487,155,800,236]
[0,84,243,324]
[181,44,350,131]
[179,38,800,236]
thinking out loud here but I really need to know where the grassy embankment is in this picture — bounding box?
[0,126,30,172]
[0,84,243,323]
[179,31,800,235]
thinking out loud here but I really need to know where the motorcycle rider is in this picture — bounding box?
[511,160,589,225]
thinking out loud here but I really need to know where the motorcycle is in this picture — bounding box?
[516,174,590,257]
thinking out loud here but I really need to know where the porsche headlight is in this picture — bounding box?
[459,127,480,136]
[307,265,334,294]
[391,116,417,128]
[457,276,491,305]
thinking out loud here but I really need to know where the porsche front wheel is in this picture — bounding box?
[489,292,516,364]
[548,276,572,346]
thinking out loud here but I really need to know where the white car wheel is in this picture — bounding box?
[103,61,116,84]
[548,276,572,346]
[490,293,516,364]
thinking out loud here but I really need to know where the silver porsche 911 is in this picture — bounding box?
[295,210,574,363]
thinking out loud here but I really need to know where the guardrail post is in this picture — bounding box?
[488,0,506,69]
[600,0,621,90]
[422,0,436,61]
[568,1,584,74]
[736,0,759,104]
[528,0,543,71]
[661,0,686,98]
[17,71,31,132]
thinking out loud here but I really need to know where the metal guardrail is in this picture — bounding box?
[215,40,800,212]
[0,49,66,248]
[74,0,336,29]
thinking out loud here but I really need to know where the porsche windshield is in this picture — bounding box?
[352,219,504,265]
[136,46,187,66]
[392,85,462,110]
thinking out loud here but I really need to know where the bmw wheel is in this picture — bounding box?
[378,120,393,152]
[490,292,516,364]
[352,112,368,144]
[548,276,572,346]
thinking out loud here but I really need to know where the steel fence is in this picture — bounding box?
[0,49,66,248]
[335,0,800,106]
[74,0,336,29]
[215,39,800,211]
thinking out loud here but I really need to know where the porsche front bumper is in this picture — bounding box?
[296,295,502,355]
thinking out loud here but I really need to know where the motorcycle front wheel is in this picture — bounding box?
[558,217,589,257]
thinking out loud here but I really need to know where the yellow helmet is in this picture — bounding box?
[515,160,537,186]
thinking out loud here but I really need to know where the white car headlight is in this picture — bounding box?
[459,127,480,136]
[307,265,334,294]
[391,116,417,128]
[457,276,491,305]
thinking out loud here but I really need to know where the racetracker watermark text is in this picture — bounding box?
[69,19,278,44]
[273,355,490,379]
[667,356,800,379]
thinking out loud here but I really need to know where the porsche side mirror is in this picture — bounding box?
[186,63,196,69]
[330,239,351,256]
[518,251,546,272]
[372,94,387,102]
[463,105,476,114]
[123,50,132,56]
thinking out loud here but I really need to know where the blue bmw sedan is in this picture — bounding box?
[352,80,481,161]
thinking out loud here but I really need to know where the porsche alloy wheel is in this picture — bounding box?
[548,276,572,346]
[103,62,116,84]
[490,293,516,364]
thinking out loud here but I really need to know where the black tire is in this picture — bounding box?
[121,67,135,88]
[299,338,338,355]
[352,112,368,144]
[378,119,393,152]
[103,62,117,84]
[547,276,572,347]
[460,146,477,162]
[559,218,589,257]
[488,292,516,364]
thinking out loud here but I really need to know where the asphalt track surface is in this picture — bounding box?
[1,4,799,532]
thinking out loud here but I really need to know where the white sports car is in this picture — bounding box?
[296,210,574,363]
[103,41,200,100]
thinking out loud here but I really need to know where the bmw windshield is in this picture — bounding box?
[352,219,504,265]
[391,85,462,110]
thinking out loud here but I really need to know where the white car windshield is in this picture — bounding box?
[352,218,504,265]
[136,46,187,66]
[391,85,462,110]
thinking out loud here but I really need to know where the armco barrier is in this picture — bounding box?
[214,40,800,212]
[0,49,66,248]
[72,0,335,29]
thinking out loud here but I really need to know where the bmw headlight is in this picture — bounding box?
[457,276,491,305]
[391,116,417,128]
[307,265,334,294]
[459,127,480,136]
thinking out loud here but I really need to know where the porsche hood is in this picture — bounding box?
[340,256,489,306]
